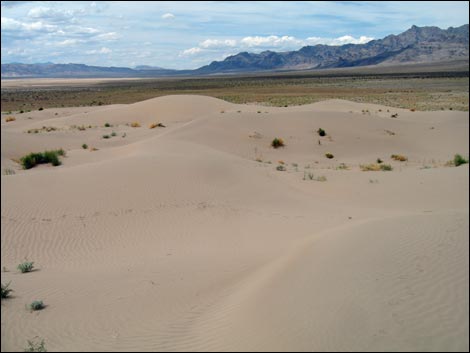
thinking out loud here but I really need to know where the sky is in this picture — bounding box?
[1,1,469,69]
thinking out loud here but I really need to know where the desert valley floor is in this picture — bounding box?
[1,95,468,351]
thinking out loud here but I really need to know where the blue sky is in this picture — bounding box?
[1,1,468,69]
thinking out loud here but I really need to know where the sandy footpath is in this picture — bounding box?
[1,95,468,351]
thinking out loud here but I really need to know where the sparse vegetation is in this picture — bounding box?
[1,282,13,299]
[271,138,285,148]
[391,154,408,161]
[453,154,468,166]
[325,153,334,159]
[38,107,43,111]
[337,163,349,170]
[29,300,45,311]
[82,143,88,149]
[377,158,383,164]
[149,122,165,129]
[111,131,117,137]
[27,126,57,134]
[4,168,15,175]
[104,122,111,127]
[102,134,110,139]
[360,163,393,171]
[5,116,16,122]
[317,128,326,137]
[24,338,47,352]
[303,171,327,181]
[18,261,34,273]
[131,122,141,127]
[20,150,64,169]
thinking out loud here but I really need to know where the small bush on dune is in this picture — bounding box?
[5,116,16,122]
[391,154,407,162]
[276,165,286,171]
[29,300,45,311]
[102,134,110,139]
[82,144,88,149]
[271,138,285,148]
[317,128,326,137]
[1,282,13,299]
[25,338,46,352]
[325,153,334,159]
[380,164,393,171]
[18,261,34,273]
[360,163,392,171]
[149,122,166,129]
[111,131,117,137]
[20,150,64,169]
[453,154,468,166]
[131,122,141,128]
[104,123,111,127]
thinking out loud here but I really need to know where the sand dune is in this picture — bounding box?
[1,95,468,351]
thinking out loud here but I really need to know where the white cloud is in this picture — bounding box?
[161,13,175,20]
[306,35,374,46]
[94,32,119,41]
[27,6,83,23]
[57,39,83,46]
[1,16,57,33]
[240,35,303,48]
[199,39,237,48]
[180,47,203,56]
[86,47,112,55]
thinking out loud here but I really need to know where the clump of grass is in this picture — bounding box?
[391,154,408,161]
[149,122,165,129]
[104,122,111,127]
[276,165,286,171]
[25,338,46,352]
[102,134,110,139]
[131,122,141,128]
[29,300,45,311]
[18,261,34,273]
[377,158,383,164]
[337,163,349,170]
[271,138,285,148]
[111,131,117,137]
[325,153,334,159]
[5,116,16,122]
[90,147,99,151]
[20,150,64,169]
[1,282,13,299]
[453,154,468,166]
[82,144,88,149]
[303,172,327,181]
[360,163,392,171]
[4,168,15,175]
[255,158,263,163]
[317,128,326,137]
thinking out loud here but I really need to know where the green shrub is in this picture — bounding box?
[454,154,468,167]
[325,153,334,159]
[18,261,34,273]
[104,123,111,127]
[82,144,88,149]
[276,165,286,171]
[24,338,46,352]
[377,158,383,164]
[20,150,64,169]
[111,131,117,137]
[38,107,43,111]
[1,282,13,299]
[102,135,110,139]
[271,138,285,148]
[317,128,326,137]
[380,164,393,171]
[29,300,45,311]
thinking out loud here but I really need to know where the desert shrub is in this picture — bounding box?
[90,147,99,151]
[38,107,44,111]
[391,154,407,161]
[325,153,334,159]
[102,134,110,139]
[380,164,393,171]
[377,158,383,164]
[131,122,141,127]
[271,138,285,148]
[29,300,45,311]
[82,144,88,149]
[317,128,326,137]
[104,123,111,127]
[24,338,46,352]
[111,132,117,137]
[303,172,327,181]
[5,116,16,122]
[18,261,34,273]
[149,122,166,129]
[337,163,349,170]
[360,164,381,171]
[276,165,286,171]
[454,154,468,166]
[20,150,64,169]
[19,110,24,114]
[1,282,13,299]
[4,168,15,175]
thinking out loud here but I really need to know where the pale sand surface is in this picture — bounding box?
[1,95,468,351]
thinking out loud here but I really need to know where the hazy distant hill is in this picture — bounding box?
[1,24,468,78]
[195,24,469,74]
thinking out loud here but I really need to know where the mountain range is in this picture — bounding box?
[1,24,468,78]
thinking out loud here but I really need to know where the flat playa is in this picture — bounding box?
[1,95,468,351]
